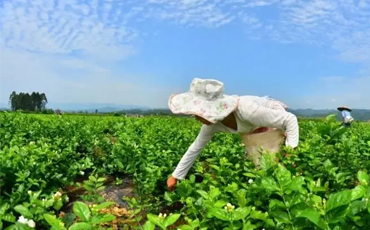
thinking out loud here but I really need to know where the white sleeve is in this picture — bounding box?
[172,124,216,179]
[240,101,299,148]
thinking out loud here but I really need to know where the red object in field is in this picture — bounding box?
[250,127,271,134]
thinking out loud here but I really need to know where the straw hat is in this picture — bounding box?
[337,106,352,112]
[168,78,239,123]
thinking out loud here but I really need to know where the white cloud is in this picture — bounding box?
[142,0,370,65]
[230,0,370,64]
[0,48,175,107]
[0,0,146,106]
[0,0,138,56]
[146,0,235,27]
[1,0,370,109]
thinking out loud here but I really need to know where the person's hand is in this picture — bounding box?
[167,176,177,191]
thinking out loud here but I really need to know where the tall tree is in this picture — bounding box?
[40,93,48,110]
[8,91,48,111]
[9,91,17,111]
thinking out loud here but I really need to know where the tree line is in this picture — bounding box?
[9,91,48,111]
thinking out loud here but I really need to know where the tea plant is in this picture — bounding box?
[1,112,370,229]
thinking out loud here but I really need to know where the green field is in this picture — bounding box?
[1,113,370,229]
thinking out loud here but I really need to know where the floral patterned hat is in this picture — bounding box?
[168,78,239,123]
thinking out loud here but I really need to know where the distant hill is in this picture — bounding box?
[120,108,370,121]
[289,108,370,121]
[115,108,370,121]
[1,101,369,120]
[0,102,149,113]
[46,103,149,112]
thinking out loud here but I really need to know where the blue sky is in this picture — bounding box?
[1,0,370,109]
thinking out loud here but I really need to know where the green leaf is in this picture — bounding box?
[350,200,366,216]
[323,159,333,169]
[225,182,239,193]
[142,221,155,230]
[290,202,311,218]
[68,222,92,230]
[73,202,91,222]
[43,214,65,230]
[96,202,115,210]
[236,189,247,207]
[261,177,279,192]
[260,153,276,171]
[243,173,256,178]
[326,190,352,212]
[311,195,322,206]
[190,218,200,228]
[250,210,268,221]
[31,190,42,200]
[14,205,31,218]
[98,214,116,224]
[177,225,193,230]
[297,209,326,229]
[54,199,64,211]
[357,171,369,186]
[210,208,229,221]
[46,199,54,208]
[232,207,250,220]
[287,177,305,191]
[2,213,16,223]
[147,214,164,228]
[269,199,285,210]
[5,222,32,230]
[196,190,209,199]
[243,221,257,230]
[164,214,181,227]
[285,193,305,208]
[164,192,173,203]
[325,205,349,224]
[214,200,227,208]
[62,213,76,228]
[209,187,221,199]
[270,210,290,223]
[275,164,292,188]
[351,185,366,201]
[0,203,9,215]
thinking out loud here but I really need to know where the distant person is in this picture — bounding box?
[166,78,299,191]
[337,106,354,127]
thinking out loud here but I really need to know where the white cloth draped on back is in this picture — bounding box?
[172,95,299,179]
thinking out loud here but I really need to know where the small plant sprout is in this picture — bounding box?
[224,203,235,212]
[53,191,62,199]
[158,213,167,219]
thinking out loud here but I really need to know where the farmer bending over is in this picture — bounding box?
[167,78,299,191]
[337,106,354,127]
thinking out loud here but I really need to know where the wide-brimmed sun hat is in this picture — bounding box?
[337,106,352,112]
[168,78,239,123]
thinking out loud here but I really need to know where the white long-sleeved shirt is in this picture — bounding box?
[172,95,299,179]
